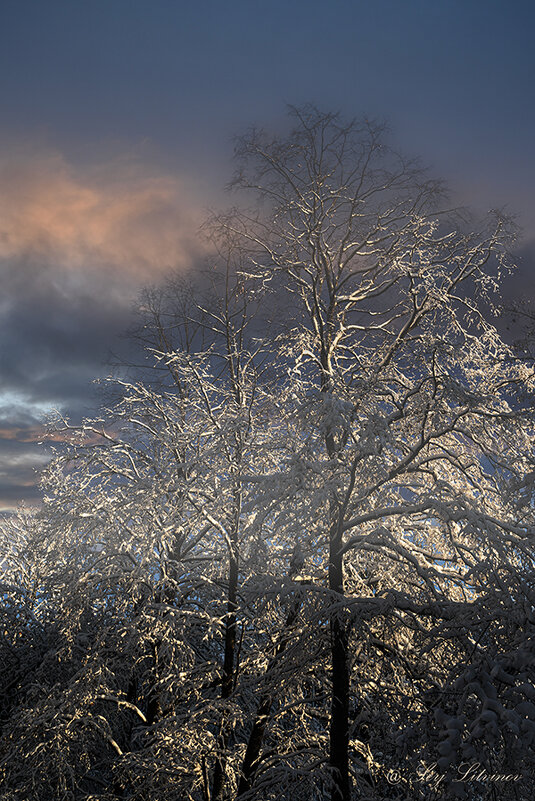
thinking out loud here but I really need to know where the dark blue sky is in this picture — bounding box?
[1,0,534,509]
[2,0,535,215]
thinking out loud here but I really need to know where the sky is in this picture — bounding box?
[1,0,534,511]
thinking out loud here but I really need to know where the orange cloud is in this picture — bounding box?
[0,148,208,282]
[0,426,70,444]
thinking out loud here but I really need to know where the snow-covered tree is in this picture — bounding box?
[1,106,535,801]
[212,104,535,800]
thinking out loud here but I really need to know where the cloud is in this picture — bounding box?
[0,145,210,510]
[0,148,206,283]
[0,432,51,510]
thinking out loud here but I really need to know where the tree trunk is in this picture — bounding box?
[236,693,272,798]
[236,594,303,798]
[211,553,238,801]
[329,517,350,801]
[321,349,351,801]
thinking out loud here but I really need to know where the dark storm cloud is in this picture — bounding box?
[0,432,50,509]
[1,259,133,411]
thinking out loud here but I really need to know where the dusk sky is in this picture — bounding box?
[1,0,534,511]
